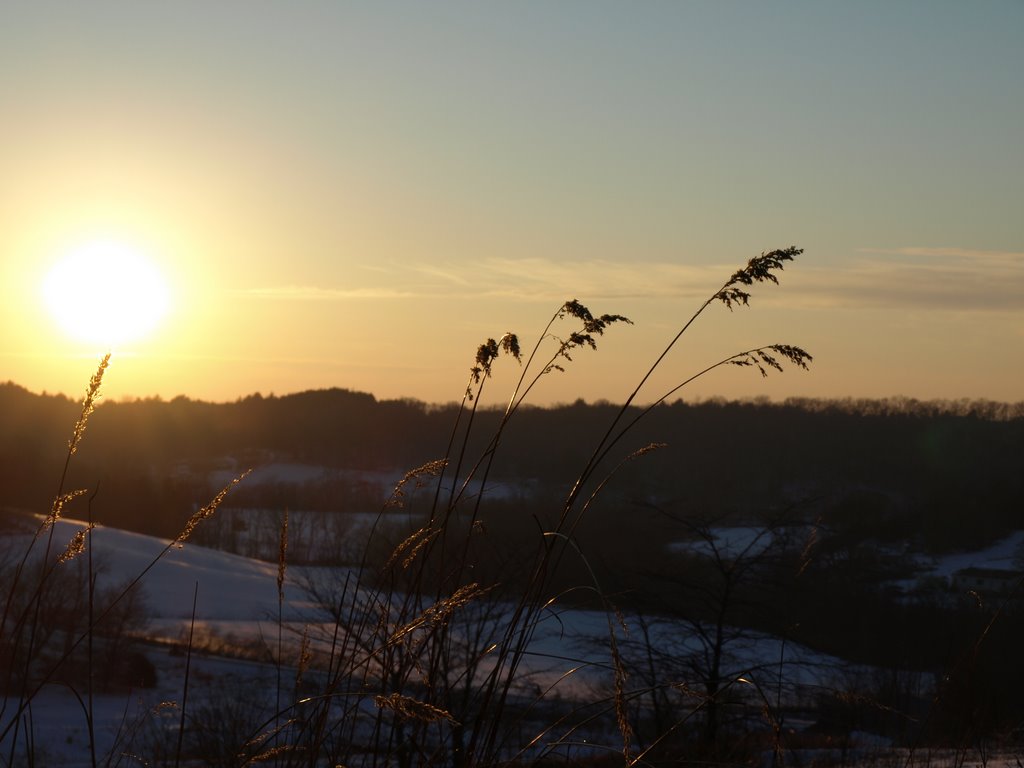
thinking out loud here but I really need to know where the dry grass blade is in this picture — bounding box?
[276,509,288,603]
[611,638,633,762]
[294,626,312,695]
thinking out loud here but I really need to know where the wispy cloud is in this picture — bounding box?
[857,246,1024,262]
[239,260,729,303]
[472,249,1024,312]
[237,247,1024,313]
[469,258,725,301]
[789,247,1024,312]
[237,286,417,300]
[410,264,473,287]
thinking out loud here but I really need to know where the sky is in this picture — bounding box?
[2,2,1022,407]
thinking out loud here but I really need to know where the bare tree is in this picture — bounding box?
[611,508,815,759]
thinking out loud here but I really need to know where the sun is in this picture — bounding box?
[42,240,171,347]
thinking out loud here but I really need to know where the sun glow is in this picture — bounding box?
[42,241,171,347]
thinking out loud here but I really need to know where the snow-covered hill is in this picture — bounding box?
[8,515,1022,765]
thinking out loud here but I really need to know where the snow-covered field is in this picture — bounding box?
[4,518,1024,766]
[922,529,1024,578]
[4,518,638,764]
[0,519,315,765]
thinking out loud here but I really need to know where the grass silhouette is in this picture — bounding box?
[1,248,816,766]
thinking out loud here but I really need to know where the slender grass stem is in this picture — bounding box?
[174,582,199,768]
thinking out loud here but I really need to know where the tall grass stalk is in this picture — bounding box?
[1,353,109,764]
[174,582,199,768]
[0,395,250,761]
[460,249,810,763]
[3,248,815,766]
[265,248,813,767]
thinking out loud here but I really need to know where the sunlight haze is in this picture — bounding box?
[2,2,1021,405]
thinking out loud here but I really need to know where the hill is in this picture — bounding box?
[3,381,1023,555]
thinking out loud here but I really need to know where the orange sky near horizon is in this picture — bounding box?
[2,3,1022,407]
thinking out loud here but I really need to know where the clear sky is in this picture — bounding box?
[2,2,1022,406]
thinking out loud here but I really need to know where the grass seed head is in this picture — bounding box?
[467,333,521,399]
[552,300,632,366]
[374,693,457,724]
[390,583,493,642]
[294,627,312,692]
[387,459,448,508]
[715,246,802,310]
[69,353,111,455]
[57,523,95,564]
[730,345,813,378]
[385,525,439,570]
[176,469,251,544]
[46,488,87,528]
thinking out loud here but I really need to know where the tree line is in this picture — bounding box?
[2,381,1023,553]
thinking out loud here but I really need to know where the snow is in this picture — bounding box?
[8,516,1023,765]
[667,526,785,559]
[921,529,1024,578]
[9,519,314,622]
[1,518,318,764]
[210,461,340,487]
[1,649,284,767]
[3,515,827,762]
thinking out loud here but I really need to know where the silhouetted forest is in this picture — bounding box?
[3,381,1023,553]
